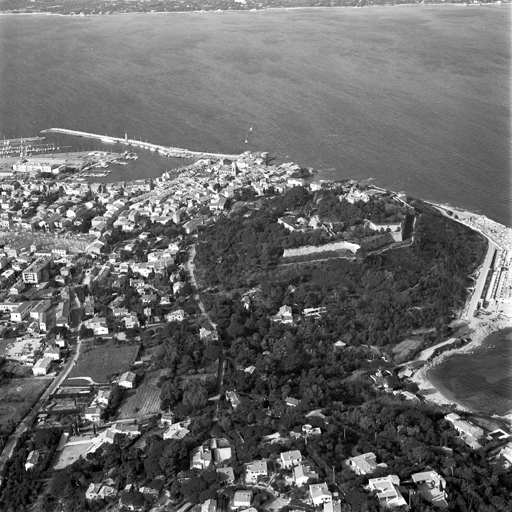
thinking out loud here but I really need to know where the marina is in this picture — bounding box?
[0,142,65,158]
[41,128,240,160]
[2,136,45,145]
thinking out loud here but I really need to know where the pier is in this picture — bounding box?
[41,128,240,160]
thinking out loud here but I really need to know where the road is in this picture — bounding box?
[0,336,83,481]
[184,245,225,398]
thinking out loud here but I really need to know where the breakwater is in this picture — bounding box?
[41,128,240,160]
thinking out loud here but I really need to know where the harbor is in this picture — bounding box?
[41,128,240,160]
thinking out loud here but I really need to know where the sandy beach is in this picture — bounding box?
[412,314,512,411]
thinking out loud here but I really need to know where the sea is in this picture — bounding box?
[0,6,510,225]
[0,6,511,413]
[428,329,512,416]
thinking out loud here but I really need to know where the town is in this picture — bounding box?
[0,144,511,512]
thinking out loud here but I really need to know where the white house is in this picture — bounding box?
[43,346,61,361]
[309,483,332,506]
[294,464,319,487]
[411,471,448,508]
[245,460,268,484]
[95,389,111,407]
[201,498,217,512]
[85,483,103,501]
[11,301,33,323]
[167,309,186,323]
[25,450,39,471]
[124,313,139,329]
[367,475,407,508]
[346,452,381,476]
[272,305,294,324]
[190,445,213,470]
[163,421,190,440]
[233,490,252,509]
[118,371,137,389]
[217,467,235,485]
[32,357,53,376]
[84,406,102,423]
[280,450,302,469]
[85,317,109,336]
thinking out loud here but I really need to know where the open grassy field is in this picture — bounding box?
[65,342,140,385]
[0,377,52,426]
[392,338,423,364]
[117,384,161,420]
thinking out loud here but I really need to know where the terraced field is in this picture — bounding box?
[117,384,162,420]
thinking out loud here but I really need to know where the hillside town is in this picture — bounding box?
[0,149,511,512]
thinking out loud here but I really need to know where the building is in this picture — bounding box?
[309,483,332,506]
[84,406,102,423]
[346,452,381,476]
[445,413,484,448]
[280,450,302,469]
[29,299,51,320]
[167,309,186,322]
[190,445,213,470]
[25,450,39,471]
[85,316,109,336]
[118,371,137,389]
[201,498,217,512]
[11,301,33,322]
[43,346,61,361]
[85,482,103,501]
[94,389,111,407]
[226,390,241,410]
[233,490,252,509]
[294,464,319,487]
[209,438,232,462]
[245,459,268,484]
[55,301,71,328]
[32,357,53,376]
[272,305,294,324]
[367,475,408,508]
[22,256,52,284]
[124,313,139,329]
[160,411,174,427]
[411,471,448,508]
[163,421,190,440]
[108,422,140,437]
[217,466,235,485]
[323,501,342,512]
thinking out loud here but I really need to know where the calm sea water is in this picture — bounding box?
[428,329,512,416]
[0,6,510,225]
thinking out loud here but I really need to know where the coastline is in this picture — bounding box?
[411,315,512,412]
[0,2,508,17]
[407,199,512,419]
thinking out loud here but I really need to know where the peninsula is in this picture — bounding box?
[0,136,511,512]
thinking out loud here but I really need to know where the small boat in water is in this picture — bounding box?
[245,126,253,144]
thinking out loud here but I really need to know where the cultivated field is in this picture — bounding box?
[65,342,140,385]
[0,378,52,426]
[117,384,162,420]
